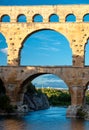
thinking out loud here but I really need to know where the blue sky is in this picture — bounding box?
[32,74,68,89]
[0,0,89,5]
[0,0,89,88]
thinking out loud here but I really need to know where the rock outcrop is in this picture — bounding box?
[23,92,49,111]
[22,82,49,111]
[67,104,89,120]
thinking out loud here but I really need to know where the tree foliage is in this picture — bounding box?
[37,88,71,106]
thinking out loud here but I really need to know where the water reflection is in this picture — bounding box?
[70,119,85,130]
[0,107,89,130]
[0,117,26,130]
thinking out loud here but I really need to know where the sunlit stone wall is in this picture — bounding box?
[0,5,89,66]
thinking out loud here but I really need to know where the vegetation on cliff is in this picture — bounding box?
[37,88,89,107]
[37,88,71,106]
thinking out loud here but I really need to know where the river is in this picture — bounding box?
[0,107,89,130]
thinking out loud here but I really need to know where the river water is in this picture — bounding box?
[0,107,89,130]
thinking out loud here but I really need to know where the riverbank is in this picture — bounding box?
[1,86,89,119]
[37,88,89,119]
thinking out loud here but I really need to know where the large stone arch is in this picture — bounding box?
[0,22,86,67]
[19,73,48,94]
[20,28,71,49]
[17,72,70,103]
[19,28,72,65]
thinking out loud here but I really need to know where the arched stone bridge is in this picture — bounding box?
[1,5,89,67]
[0,5,89,116]
[0,65,89,106]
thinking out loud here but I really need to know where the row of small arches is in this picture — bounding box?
[1,13,89,22]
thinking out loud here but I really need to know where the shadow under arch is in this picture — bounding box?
[83,13,89,22]
[0,78,6,94]
[17,14,27,22]
[19,73,50,94]
[65,14,76,22]
[1,14,10,22]
[85,81,89,88]
[21,73,47,89]
[33,14,43,22]
[0,32,8,66]
[49,14,59,22]
[19,29,72,66]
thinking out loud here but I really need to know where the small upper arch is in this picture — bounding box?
[17,14,27,22]
[33,14,43,22]
[65,14,76,22]
[49,14,59,22]
[1,14,10,22]
[83,13,89,22]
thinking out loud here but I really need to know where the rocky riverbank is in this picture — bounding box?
[0,82,49,115]
[66,105,89,120]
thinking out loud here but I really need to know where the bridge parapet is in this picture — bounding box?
[0,5,89,23]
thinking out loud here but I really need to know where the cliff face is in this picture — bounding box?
[23,82,49,111]
[24,92,49,111]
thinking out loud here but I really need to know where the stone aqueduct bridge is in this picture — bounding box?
[0,5,89,113]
